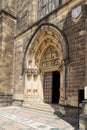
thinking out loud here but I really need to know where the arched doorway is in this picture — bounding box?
[23,24,69,106]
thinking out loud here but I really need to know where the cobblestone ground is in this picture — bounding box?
[0,106,77,130]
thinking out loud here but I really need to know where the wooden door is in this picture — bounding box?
[43,72,52,103]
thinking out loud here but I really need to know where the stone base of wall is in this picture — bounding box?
[23,95,42,107]
[80,100,87,130]
[65,105,79,118]
[80,114,87,130]
[13,99,24,106]
[0,93,13,106]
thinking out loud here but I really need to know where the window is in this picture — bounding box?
[37,0,60,19]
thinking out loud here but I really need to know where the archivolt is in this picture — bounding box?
[22,23,69,75]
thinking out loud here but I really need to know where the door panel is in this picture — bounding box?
[43,72,52,103]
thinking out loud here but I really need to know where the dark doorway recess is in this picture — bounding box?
[52,71,60,104]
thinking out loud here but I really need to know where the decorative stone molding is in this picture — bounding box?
[25,68,32,75]
[25,68,40,76]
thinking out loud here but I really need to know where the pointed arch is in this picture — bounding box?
[22,23,69,75]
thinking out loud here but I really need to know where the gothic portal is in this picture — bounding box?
[23,24,68,106]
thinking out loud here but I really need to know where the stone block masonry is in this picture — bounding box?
[0,8,16,105]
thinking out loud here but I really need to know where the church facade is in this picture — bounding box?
[0,0,87,111]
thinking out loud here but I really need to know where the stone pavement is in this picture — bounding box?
[0,106,76,130]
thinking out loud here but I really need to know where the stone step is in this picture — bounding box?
[31,104,59,112]
[31,103,65,111]
[23,106,60,116]
[31,103,58,109]
[29,105,55,113]
[28,103,65,116]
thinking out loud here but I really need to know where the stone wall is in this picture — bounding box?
[0,1,2,11]
[63,2,86,106]
[0,0,16,105]
[2,0,16,16]
[16,0,37,35]
[0,12,16,94]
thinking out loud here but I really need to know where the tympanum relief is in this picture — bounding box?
[40,45,61,71]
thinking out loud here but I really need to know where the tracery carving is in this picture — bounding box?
[40,45,61,70]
